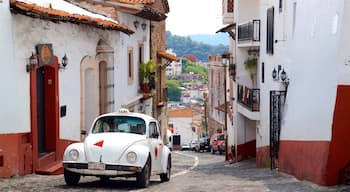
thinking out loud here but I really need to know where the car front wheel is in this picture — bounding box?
[160,156,171,182]
[137,157,151,188]
[64,168,80,186]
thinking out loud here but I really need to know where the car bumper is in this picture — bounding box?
[63,162,142,176]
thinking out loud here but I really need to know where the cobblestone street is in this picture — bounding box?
[1,151,350,192]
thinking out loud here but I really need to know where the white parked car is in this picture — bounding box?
[63,109,171,188]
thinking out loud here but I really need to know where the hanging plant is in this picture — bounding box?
[244,57,257,70]
[244,57,258,85]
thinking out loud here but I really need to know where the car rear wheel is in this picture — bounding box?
[137,157,151,188]
[160,156,171,182]
[64,168,80,186]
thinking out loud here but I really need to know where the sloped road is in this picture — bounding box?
[0,151,349,192]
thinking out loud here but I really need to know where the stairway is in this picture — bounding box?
[35,152,63,175]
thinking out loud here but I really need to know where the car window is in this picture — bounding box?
[91,116,146,135]
[149,122,159,139]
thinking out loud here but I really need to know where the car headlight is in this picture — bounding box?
[127,151,137,162]
[69,149,79,161]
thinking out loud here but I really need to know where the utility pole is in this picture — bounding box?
[222,55,228,161]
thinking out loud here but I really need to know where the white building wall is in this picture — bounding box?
[257,0,288,148]
[280,0,343,141]
[0,1,29,134]
[237,0,260,24]
[337,0,350,85]
[13,14,124,140]
[169,117,197,145]
[116,12,150,110]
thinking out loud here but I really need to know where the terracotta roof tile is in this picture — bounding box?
[10,1,134,35]
[168,109,193,118]
[157,51,179,61]
[110,0,155,5]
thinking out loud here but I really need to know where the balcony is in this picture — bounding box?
[237,20,260,47]
[237,84,260,120]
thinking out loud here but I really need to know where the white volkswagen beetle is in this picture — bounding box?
[63,109,171,188]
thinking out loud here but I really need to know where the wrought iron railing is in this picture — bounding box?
[237,84,260,111]
[238,20,260,42]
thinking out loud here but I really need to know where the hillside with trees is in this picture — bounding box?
[166,31,228,62]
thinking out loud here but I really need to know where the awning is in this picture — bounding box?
[136,5,167,21]
[157,51,180,61]
[216,23,236,40]
[10,0,134,35]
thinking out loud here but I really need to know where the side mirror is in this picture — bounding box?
[81,130,87,135]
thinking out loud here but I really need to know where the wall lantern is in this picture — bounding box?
[133,20,139,29]
[59,54,68,69]
[272,65,290,92]
[141,22,147,31]
[26,52,37,72]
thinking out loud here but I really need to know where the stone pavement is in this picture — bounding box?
[145,151,350,192]
[0,151,349,192]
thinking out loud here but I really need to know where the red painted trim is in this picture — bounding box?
[256,146,270,168]
[236,140,256,161]
[327,85,350,185]
[30,56,60,171]
[0,133,32,177]
[29,60,38,171]
[279,141,330,185]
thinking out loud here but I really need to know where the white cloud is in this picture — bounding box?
[166,0,222,36]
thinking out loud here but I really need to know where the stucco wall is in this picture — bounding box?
[13,14,124,140]
[281,0,342,141]
[337,0,350,85]
[116,12,150,110]
[0,1,30,134]
[257,0,288,148]
[169,117,197,145]
[237,0,260,24]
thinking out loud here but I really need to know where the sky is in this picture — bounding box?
[166,0,223,36]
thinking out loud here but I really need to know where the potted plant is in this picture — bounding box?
[244,57,257,85]
[139,60,160,93]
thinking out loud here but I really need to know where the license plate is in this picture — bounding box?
[88,162,105,170]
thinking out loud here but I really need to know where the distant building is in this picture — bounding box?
[165,50,182,77]
[168,108,198,146]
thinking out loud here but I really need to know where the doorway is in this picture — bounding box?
[36,65,57,156]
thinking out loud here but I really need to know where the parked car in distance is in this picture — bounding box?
[210,133,226,155]
[195,137,210,152]
[62,108,171,188]
[190,139,199,151]
[181,143,191,151]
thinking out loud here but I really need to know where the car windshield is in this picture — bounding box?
[200,138,208,142]
[91,116,146,135]
[217,135,225,140]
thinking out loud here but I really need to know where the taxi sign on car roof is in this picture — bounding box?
[119,108,130,113]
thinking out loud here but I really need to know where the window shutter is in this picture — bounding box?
[266,7,274,54]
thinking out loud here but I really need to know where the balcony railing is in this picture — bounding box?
[237,84,260,111]
[238,20,260,42]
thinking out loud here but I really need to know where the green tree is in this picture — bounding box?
[166,80,181,101]
[166,31,228,62]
